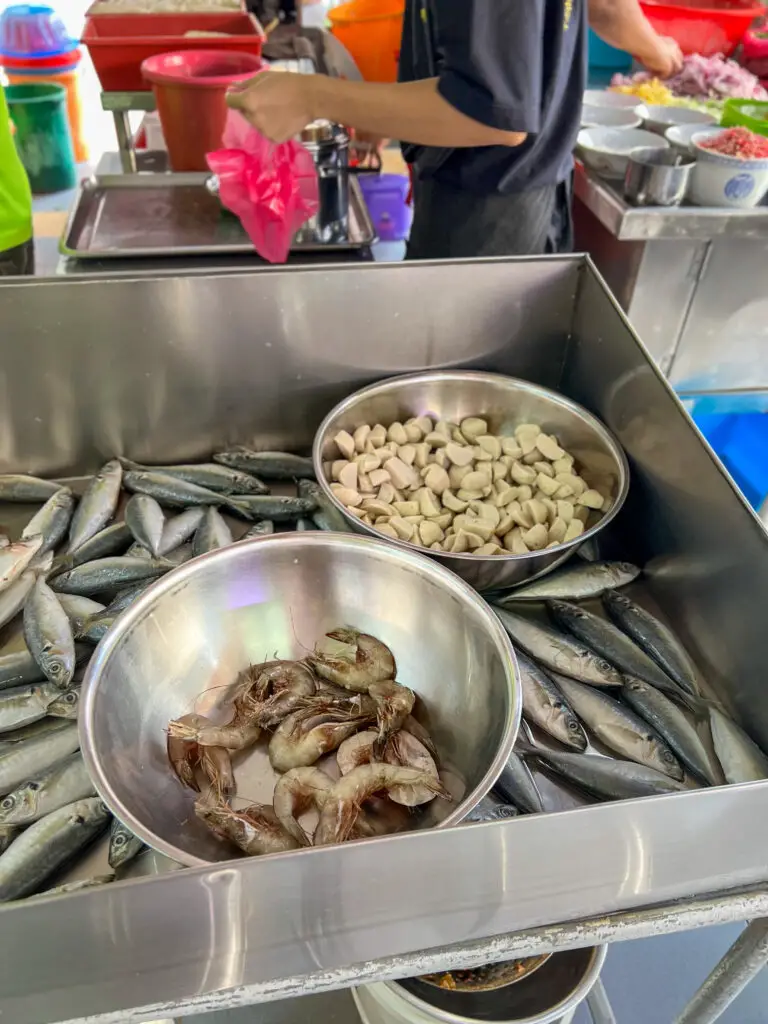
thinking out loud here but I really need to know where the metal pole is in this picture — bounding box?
[586,979,617,1024]
[675,918,768,1024]
[113,111,137,174]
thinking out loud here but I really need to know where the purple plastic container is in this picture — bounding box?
[358,173,412,241]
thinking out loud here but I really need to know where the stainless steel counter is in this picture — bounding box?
[573,162,768,389]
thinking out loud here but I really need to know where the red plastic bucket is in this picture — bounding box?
[141,49,263,172]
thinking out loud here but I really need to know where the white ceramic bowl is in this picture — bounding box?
[583,89,640,111]
[642,104,717,136]
[576,127,669,180]
[665,123,710,157]
[690,128,768,208]
[581,104,642,129]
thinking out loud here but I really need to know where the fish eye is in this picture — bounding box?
[662,750,676,764]
[1,797,14,810]
[567,720,581,732]
[598,660,613,672]
[114,834,126,847]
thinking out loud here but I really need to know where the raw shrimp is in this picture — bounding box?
[336,729,378,775]
[385,730,440,807]
[310,627,396,693]
[238,660,317,728]
[167,715,261,753]
[196,798,300,856]
[314,763,448,846]
[273,767,335,846]
[167,714,234,798]
[368,680,416,750]
[269,707,373,773]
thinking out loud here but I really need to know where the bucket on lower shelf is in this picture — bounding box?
[4,81,76,194]
[141,49,263,172]
[353,946,607,1024]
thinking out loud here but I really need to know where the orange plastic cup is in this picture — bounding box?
[328,0,405,83]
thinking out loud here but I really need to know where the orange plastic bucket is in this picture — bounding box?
[328,0,405,83]
[6,65,87,162]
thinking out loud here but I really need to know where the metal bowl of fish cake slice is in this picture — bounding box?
[312,371,630,593]
[79,532,521,867]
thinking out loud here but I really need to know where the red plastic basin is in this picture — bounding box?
[141,49,262,172]
[639,0,766,56]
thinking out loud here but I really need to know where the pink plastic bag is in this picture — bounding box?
[206,111,319,264]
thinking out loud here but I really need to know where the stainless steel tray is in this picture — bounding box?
[59,173,376,259]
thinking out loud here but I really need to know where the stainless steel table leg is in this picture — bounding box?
[675,918,768,1024]
[113,110,137,174]
[586,978,617,1024]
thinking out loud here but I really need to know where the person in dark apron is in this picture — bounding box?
[228,0,682,259]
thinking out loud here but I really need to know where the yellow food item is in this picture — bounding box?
[612,79,675,105]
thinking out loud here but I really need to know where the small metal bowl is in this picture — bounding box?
[312,371,629,593]
[80,532,521,867]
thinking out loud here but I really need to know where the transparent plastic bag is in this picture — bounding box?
[206,110,319,264]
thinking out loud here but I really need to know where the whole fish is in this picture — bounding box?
[494,561,641,604]
[108,818,146,869]
[77,614,116,645]
[493,752,545,813]
[57,594,106,635]
[104,580,155,616]
[298,479,353,533]
[547,600,681,695]
[0,797,110,901]
[23,577,76,688]
[602,591,700,697]
[0,682,72,735]
[0,753,95,826]
[123,470,248,515]
[521,745,687,801]
[157,508,206,555]
[0,572,36,631]
[494,608,622,687]
[0,721,79,795]
[120,459,269,496]
[67,460,123,554]
[50,522,133,575]
[709,707,768,784]
[21,488,76,556]
[32,874,114,899]
[225,494,317,522]
[0,536,43,593]
[0,716,72,748]
[50,556,170,596]
[517,652,587,751]
[0,475,61,503]
[214,448,315,480]
[0,825,20,854]
[0,647,44,690]
[192,507,233,557]
[240,520,275,539]
[550,674,684,780]
[622,677,719,784]
[124,493,165,558]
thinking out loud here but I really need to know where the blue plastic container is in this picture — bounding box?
[0,5,77,60]
[588,29,632,72]
[683,393,768,510]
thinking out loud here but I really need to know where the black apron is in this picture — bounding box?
[404,0,573,260]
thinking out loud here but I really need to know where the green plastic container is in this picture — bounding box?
[4,82,76,194]
[722,99,768,139]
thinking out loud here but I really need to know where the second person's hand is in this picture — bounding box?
[226,72,316,142]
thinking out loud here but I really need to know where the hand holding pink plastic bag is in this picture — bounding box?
[206,110,319,264]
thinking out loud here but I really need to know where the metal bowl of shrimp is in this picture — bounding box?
[80,532,521,867]
[312,371,629,593]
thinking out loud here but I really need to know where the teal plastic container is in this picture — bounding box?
[588,29,632,71]
[4,81,76,194]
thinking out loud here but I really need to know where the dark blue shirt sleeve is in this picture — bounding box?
[431,0,546,135]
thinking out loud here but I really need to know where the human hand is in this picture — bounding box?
[226,71,315,143]
[642,36,684,78]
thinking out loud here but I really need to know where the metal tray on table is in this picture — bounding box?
[59,173,376,258]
